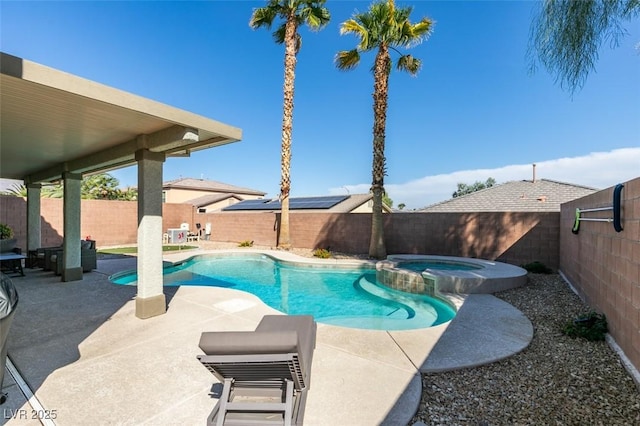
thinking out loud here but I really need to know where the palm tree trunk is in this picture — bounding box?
[278,15,298,250]
[369,47,390,259]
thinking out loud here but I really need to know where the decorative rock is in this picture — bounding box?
[411,274,640,425]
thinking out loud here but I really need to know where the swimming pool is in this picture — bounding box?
[396,260,483,272]
[110,253,456,330]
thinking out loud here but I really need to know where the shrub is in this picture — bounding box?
[0,223,13,240]
[238,240,254,247]
[313,248,331,259]
[562,311,608,341]
[521,261,553,274]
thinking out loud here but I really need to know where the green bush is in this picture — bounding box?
[521,261,553,274]
[0,223,13,240]
[313,248,331,259]
[238,240,254,247]
[562,311,608,341]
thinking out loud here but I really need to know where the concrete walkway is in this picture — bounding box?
[2,250,533,425]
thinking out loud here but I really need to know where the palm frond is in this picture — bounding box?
[335,49,361,71]
[295,33,302,53]
[340,19,371,51]
[253,1,329,52]
[393,4,412,23]
[1,183,27,197]
[340,19,365,36]
[301,4,330,30]
[396,54,421,75]
[250,6,277,30]
[272,23,287,44]
[412,18,434,38]
[393,16,433,47]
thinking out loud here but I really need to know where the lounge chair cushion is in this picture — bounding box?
[199,331,299,356]
[255,315,316,371]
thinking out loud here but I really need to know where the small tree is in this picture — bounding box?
[452,177,496,198]
[1,173,137,200]
[81,173,138,200]
[82,174,122,199]
[528,0,639,94]
[0,223,13,240]
[382,193,393,209]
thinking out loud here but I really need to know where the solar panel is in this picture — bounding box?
[222,199,272,211]
[222,195,349,211]
[289,195,348,210]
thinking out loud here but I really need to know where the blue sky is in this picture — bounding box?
[1,0,638,209]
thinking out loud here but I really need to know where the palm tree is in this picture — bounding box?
[336,0,433,259]
[1,183,27,197]
[250,0,330,249]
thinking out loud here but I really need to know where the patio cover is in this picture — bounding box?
[0,52,241,182]
[0,52,242,318]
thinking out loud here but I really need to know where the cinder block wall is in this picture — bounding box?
[560,177,640,371]
[386,212,559,269]
[0,195,560,269]
[200,211,560,269]
[0,197,196,248]
[206,212,282,247]
[0,196,27,248]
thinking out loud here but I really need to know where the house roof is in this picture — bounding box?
[420,179,598,212]
[221,193,390,213]
[185,193,244,208]
[163,177,266,196]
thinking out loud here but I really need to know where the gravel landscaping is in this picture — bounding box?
[411,273,640,426]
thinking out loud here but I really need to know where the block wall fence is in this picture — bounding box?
[1,195,560,269]
[203,211,560,270]
[560,177,640,372]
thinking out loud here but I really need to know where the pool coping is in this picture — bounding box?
[384,254,529,294]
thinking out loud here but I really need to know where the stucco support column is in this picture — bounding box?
[135,149,166,318]
[62,172,83,282]
[26,183,42,252]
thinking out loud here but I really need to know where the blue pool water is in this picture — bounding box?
[398,260,483,272]
[110,254,456,330]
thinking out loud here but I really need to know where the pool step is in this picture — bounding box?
[354,276,414,319]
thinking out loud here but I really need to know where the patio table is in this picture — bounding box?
[0,253,26,276]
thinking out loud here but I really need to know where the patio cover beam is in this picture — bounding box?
[25,125,200,184]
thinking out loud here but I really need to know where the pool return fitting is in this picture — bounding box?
[572,183,624,234]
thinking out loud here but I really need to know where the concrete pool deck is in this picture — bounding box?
[2,250,533,425]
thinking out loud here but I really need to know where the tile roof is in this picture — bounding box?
[328,193,383,213]
[420,179,598,212]
[184,193,245,208]
[163,177,265,196]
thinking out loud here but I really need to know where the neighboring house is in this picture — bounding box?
[221,193,392,214]
[163,177,266,212]
[188,193,246,214]
[420,179,598,212]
